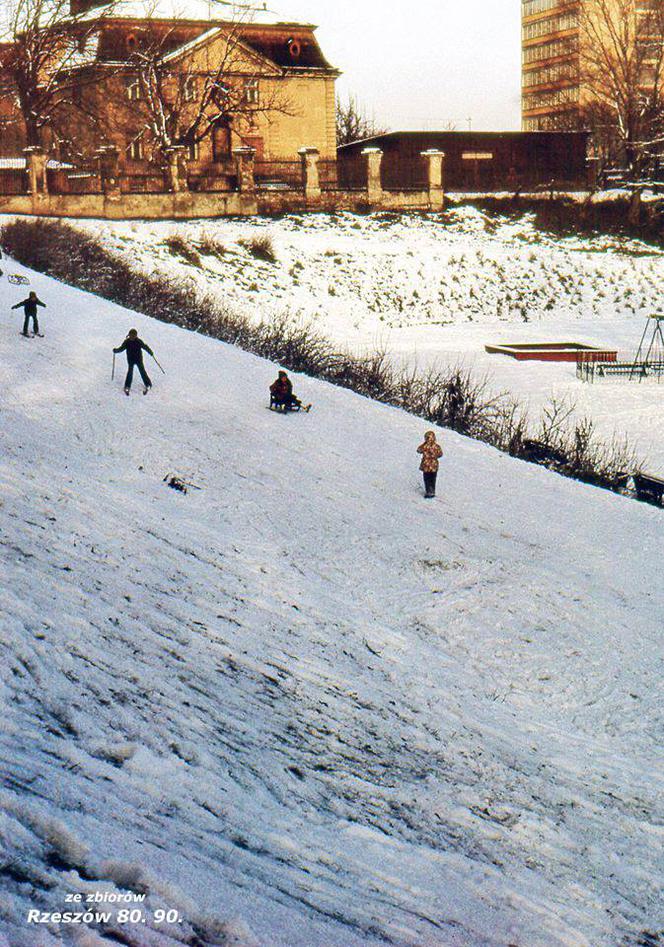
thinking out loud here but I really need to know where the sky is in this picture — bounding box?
[273,0,523,132]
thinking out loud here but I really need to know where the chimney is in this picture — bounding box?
[70,0,112,15]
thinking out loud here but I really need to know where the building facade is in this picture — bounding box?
[522,0,664,145]
[521,0,581,131]
[338,131,589,191]
[0,0,338,187]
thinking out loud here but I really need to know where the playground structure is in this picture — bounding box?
[486,342,617,362]
[577,314,664,383]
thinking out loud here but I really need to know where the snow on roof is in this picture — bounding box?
[77,0,311,26]
[159,25,221,62]
[65,30,102,68]
[0,157,73,169]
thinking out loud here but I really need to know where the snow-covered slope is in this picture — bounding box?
[0,262,662,947]
[64,209,664,473]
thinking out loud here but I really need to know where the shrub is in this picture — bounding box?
[164,233,202,267]
[198,234,226,260]
[239,234,277,263]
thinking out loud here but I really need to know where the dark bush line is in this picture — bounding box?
[453,191,664,247]
[0,217,642,499]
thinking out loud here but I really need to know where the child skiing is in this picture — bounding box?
[417,431,443,499]
[113,329,154,395]
[269,371,310,412]
[12,291,46,337]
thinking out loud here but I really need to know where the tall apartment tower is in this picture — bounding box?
[521,1,582,131]
[522,1,664,133]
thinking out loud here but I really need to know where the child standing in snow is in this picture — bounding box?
[12,291,46,337]
[417,431,443,499]
[113,329,154,396]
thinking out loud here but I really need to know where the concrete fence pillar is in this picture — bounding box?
[362,147,383,205]
[98,146,121,198]
[422,149,445,211]
[24,147,48,196]
[233,146,256,193]
[164,145,188,193]
[299,147,321,202]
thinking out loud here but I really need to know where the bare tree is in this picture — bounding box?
[336,93,388,146]
[120,8,295,182]
[580,0,664,177]
[0,0,117,149]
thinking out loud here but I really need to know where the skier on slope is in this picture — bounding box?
[113,329,154,396]
[417,431,443,499]
[12,291,46,337]
[269,370,310,412]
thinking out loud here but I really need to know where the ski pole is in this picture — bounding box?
[151,353,166,374]
[112,352,115,381]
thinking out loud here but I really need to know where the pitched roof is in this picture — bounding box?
[86,20,336,75]
[241,25,335,71]
[159,25,281,74]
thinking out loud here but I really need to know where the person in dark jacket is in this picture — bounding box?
[270,371,309,411]
[417,431,443,498]
[12,292,46,337]
[113,329,154,395]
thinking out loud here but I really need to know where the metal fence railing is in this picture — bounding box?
[254,160,303,190]
[318,159,338,191]
[47,168,102,194]
[188,173,237,192]
[576,356,664,383]
[336,159,367,191]
[0,169,28,194]
[121,175,167,194]
[381,156,428,192]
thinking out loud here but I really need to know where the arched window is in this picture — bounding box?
[126,79,141,101]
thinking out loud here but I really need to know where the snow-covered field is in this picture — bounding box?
[67,208,664,471]
[0,258,662,947]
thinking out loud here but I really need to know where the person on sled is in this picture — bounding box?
[417,430,443,498]
[113,329,154,395]
[12,291,46,337]
[270,371,310,412]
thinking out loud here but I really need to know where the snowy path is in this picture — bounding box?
[0,263,662,947]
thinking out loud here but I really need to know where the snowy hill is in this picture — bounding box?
[66,209,664,473]
[0,261,662,947]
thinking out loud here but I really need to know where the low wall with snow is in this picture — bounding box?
[0,187,439,220]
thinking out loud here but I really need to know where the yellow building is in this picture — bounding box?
[2,0,339,186]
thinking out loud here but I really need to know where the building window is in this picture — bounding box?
[522,12,578,41]
[522,61,578,87]
[182,76,197,102]
[462,152,494,161]
[522,0,571,17]
[522,36,578,64]
[522,86,580,110]
[126,80,141,101]
[187,140,199,161]
[126,136,144,161]
[243,78,259,105]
